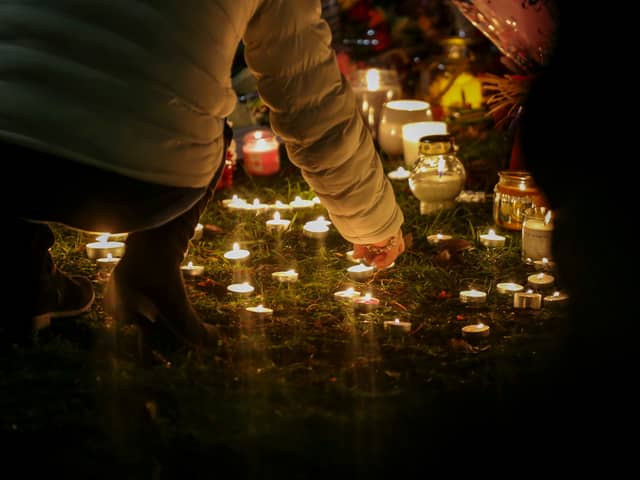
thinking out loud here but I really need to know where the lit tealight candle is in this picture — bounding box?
[387,166,411,181]
[224,243,250,262]
[527,272,555,289]
[245,304,274,318]
[345,250,360,263]
[243,198,269,212]
[333,287,361,301]
[86,234,126,260]
[427,233,453,245]
[532,257,556,271]
[289,196,314,209]
[384,318,411,335]
[303,217,330,240]
[223,194,249,210]
[311,196,321,205]
[271,199,293,211]
[180,261,205,277]
[272,269,299,283]
[461,322,490,339]
[353,293,380,313]
[227,282,255,295]
[544,291,569,308]
[347,263,375,282]
[265,211,291,233]
[514,289,542,309]
[479,229,506,248]
[459,289,487,304]
[496,282,524,294]
[96,253,120,271]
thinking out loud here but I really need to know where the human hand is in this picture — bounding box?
[352,229,405,269]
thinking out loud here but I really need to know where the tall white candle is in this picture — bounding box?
[401,121,447,168]
[522,209,553,261]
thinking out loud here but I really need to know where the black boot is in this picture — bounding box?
[3,221,95,344]
[103,190,218,353]
[103,121,233,353]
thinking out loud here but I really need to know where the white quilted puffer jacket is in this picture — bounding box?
[0,0,403,244]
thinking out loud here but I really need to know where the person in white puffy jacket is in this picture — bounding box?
[1,0,405,349]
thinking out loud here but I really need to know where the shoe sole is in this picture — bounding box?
[31,290,96,331]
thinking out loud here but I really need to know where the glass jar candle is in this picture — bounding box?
[241,129,280,176]
[493,171,547,231]
[521,207,554,262]
[409,134,466,215]
[377,100,432,157]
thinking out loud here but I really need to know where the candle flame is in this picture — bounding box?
[187,261,194,268]
[273,211,281,221]
[477,322,485,328]
[363,293,372,301]
[107,253,113,260]
[488,229,495,236]
[252,199,260,206]
[96,234,110,242]
[437,158,446,175]
[544,210,552,225]
[518,182,526,191]
[232,243,239,251]
[394,318,400,324]
[526,289,533,293]
[436,233,443,239]
[253,130,264,140]
[553,291,560,297]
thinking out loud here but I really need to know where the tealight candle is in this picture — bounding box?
[271,200,293,211]
[289,196,314,209]
[479,229,506,248]
[96,253,120,271]
[426,233,453,245]
[496,282,524,294]
[311,196,321,205]
[353,293,380,313]
[223,194,249,210]
[527,272,555,289]
[459,289,487,304]
[86,234,126,260]
[514,290,542,309]
[461,322,490,339]
[271,269,299,283]
[245,304,274,318]
[384,318,411,335]
[387,166,411,181]
[333,287,361,301]
[243,198,269,212]
[532,257,556,271]
[224,243,250,262]
[180,261,205,277]
[227,282,255,295]
[544,291,569,308]
[347,263,375,282]
[303,217,330,240]
[265,211,291,233]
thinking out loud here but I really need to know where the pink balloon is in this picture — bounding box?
[451,0,557,73]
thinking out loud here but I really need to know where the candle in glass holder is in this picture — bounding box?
[514,289,542,309]
[242,129,280,176]
[272,269,299,283]
[266,211,291,233]
[427,233,452,245]
[479,229,506,248]
[522,208,554,262]
[353,293,380,313]
[351,68,403,140]
[384,318,411,335]
[459,289,487,304]
[347,263,375,282]
[227,282,255,295]
[86,234,126,260]
[224,243,250,262]
[401,121,447,168]
[334,287,361,301]
[180,261,204,277]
